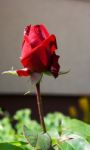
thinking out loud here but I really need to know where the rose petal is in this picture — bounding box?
[24,25,31,36]
[21,23,58,75]
[21,40,32,61]
[21,34,57,62]
[21,46,49,72]
[40,24,50,39]
[29,25,44,48]
[22,25,31,48]
[16,68,31,76]
[50,53,60,78]
[42,34,57,53]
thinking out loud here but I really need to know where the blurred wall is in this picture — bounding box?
[0,0,90,94]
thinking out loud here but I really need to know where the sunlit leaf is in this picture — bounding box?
[23,125,38,147]
[58,133,90,150]
[10,141,28,146]
[36,133,51,150]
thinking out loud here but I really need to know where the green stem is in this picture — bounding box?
[36,82,46,133]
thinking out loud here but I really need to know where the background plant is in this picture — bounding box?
[0,108,90,150]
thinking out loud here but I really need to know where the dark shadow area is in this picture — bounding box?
[0,94,89,122]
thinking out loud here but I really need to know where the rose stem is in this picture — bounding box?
[36,82,46,133]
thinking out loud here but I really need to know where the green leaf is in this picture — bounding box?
[0,143,24,150]
[60,116,90,143]
[10,141,28,146]
[36,133,51,150]
[45,112,90,143]
[23,126,52,149]
[45,113,90,143]
[23,125,38,147]
[58,133,90,150]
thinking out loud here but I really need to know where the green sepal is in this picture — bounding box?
[44,70,70,76]
[58,70,70,75]
[2,70,18,76]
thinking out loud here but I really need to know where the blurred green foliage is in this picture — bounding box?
[0,108,90,149]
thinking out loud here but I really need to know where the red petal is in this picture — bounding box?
[24,25,31,36]
[16,68,31,76]
[42,34,57,53]
[40,24,50,38]
[22,25,31,48]
[50,53,60,78]
[29,25,44,48]
[21,34,58,72]
[21,40,32,61]
[21,45,49,72]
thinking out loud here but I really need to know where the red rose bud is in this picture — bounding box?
[17,24,60,78]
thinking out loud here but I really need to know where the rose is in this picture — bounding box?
[17,24,60,78]
[3,24,60,79]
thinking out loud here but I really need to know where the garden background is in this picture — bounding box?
[0,0,90,121]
